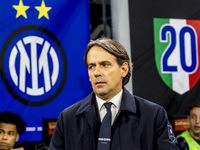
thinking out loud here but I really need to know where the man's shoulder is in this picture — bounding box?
[134,95,163,110]
[123,88,162,108]
[62,100,82,113]
[122,88,164,114]
[61,92,94,116]
[131,95,168,121]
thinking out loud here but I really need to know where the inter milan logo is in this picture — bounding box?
[0,25,67,106]
[154,18,200,95]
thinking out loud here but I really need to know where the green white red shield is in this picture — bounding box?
[154,18,200,95]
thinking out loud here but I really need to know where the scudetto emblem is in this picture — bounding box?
[0,25,68,106]
[154,18,200,95]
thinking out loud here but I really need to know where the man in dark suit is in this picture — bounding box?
[49,38,179,150]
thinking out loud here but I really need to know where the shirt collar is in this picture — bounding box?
[96,89,123,111]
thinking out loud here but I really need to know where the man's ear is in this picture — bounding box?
[15,133,19,142]
[121,62,128,77]
[187,115,190,121]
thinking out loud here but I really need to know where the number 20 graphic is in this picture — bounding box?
[160,25,198,73]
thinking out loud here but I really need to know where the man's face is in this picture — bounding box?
[87,46,128,101]
[0,123,19,150]
[188,107,200,136]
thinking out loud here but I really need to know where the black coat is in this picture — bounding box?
[49,88,179,150]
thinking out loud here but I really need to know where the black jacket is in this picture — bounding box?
[49,88,179,150]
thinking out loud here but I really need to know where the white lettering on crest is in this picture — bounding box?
[9,36,59,96]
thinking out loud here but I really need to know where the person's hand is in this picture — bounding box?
[11,147,25,150]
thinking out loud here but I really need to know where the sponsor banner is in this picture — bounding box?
[174,119,190,131]
[154,18,200,95]
[0,0,92,141]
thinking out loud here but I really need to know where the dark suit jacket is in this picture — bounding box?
[49,88,179,150]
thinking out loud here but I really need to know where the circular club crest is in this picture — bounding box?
[0,25,68,106]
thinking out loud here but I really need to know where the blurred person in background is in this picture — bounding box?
[0,112,26,150]
[177,102,200,150]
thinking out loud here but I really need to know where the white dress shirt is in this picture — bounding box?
[96,89,122,125]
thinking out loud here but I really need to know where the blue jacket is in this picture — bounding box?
[49,88,179,150]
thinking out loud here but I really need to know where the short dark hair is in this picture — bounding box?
[0,111,26,135]
[84,38,133,86]
[188,102,200,115]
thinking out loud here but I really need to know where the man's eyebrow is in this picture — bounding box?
[90,60,111,64]
[100,60,111,63]
[87,62,95,67]
[87,60,111,66]
[87,62,95,65]
[190,114,197,116]
[0,129,5,132]
[0,129,15,132]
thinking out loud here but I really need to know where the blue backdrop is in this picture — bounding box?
[0,0,92,141]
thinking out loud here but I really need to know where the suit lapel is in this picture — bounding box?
[85,101,100,149]
[76,92,100,149]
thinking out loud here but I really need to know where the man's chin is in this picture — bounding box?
[0,146,9,150]
[94,87,106,93]
[193,130,200,136]
[95,90,108,99]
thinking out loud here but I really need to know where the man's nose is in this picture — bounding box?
[2,134,8,140]
[196,117,200,123]
[94,66,102,77]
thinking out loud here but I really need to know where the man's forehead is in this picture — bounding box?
[0,122,17,132]
[191,107,200,111]
[87,49,116,62]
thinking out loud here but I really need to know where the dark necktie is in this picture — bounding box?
[97,102,112,150]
